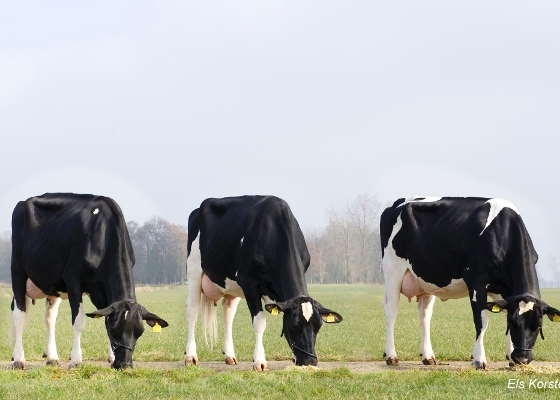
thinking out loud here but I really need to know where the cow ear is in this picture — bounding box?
[86,305,114,319]
[320,309,343,324]
[544,306,560,322]
[485,300,508,313]
[265,303,285,316]
[141,310,169,328]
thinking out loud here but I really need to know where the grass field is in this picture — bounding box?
[2,284,560,399]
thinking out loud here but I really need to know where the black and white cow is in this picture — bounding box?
[10,193,168,370]
[381,197,560,369]
[184,195,342,370]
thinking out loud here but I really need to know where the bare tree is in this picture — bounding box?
[0,233,11,284]
[551,255,560,288]
[346,193,383,283]
[127,218,187,284]
[319,193,385,284]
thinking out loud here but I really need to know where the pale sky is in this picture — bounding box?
[1,1,559,277]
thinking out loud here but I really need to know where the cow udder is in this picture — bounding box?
[26,278,47,300]
[400,270,427,302]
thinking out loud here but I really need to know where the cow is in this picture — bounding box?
[184,195,342,370]
[10,193,169,370]
[381,197,560,369]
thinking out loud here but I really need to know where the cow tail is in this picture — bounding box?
[200,292,217,348]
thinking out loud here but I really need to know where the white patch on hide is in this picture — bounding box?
[472,290,477,302]
[124,311,129,320]
[480,199,520,236]
[93,208,99,215]
[240,237,244,246]
[397,197,443,208]
[518,301,535,315]
[301,302,313,322]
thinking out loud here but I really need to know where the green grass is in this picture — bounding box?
[2,284,560,399]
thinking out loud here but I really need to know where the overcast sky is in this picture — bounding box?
[1,1,559,277]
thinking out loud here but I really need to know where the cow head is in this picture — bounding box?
[265,296,342,366]
[86,300,169,369]
[486,294,560,365]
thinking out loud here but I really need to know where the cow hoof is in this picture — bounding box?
[46,359,59,366]
[68,361,82,369]
[509,360,516,368]
[422,357,438,366]
[185,356,199,366]
[225,356,238,365]
[386,357,399,366]
[506,354,510,360]
[12,361,26,370]
[472,361,487,370]
[253,362,269,371]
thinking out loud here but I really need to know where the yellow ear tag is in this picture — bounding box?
[326,313,335,323]
[271,307,279,316]
[553,315,560,322]
[491,305,501,313]
[152,322,162,332]
[94,314,103,319]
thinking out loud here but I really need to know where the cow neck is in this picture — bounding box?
[509,255,540,299]
[104,264,136,304]
[276,221,310,301]
[275,248,309,300]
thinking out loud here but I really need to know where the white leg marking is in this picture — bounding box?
[185,236,202,365]
[107,338,115,365]
[301,302,313,322]
[472,309,489,368]
[383,214,408,363]
[69,303,86,368]
[506,330,514,360]
[252,311,268,370]
[44,297,62,364]
[489,292,512,359]
[418,295,436,363]
[222,296,241,364]
[11,296,30,367]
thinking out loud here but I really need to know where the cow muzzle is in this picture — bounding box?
[112,360,134,370]
[295,353,318,367]
[111,344,135,369]
[510,348,533,366]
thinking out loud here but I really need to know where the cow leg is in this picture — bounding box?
[383,267,404,366]
[469,287,489,370]
[44,297,62,366]
[243,291,268,371]
[506,331,514,364]
[107,338,115,365]
[185,277,202,365]
[251,310,268,371]
[488,292,512,361]
[69,302,86,369]
[11,296,30,370]
[222,296,240,365]
[418,295,438,365]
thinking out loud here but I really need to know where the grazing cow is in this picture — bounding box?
[10,193,169,370]
[381,197,560,369]
[184,195,342,370]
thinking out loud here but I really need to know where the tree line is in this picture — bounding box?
[0,193,386,286]
[1,194,558,287]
